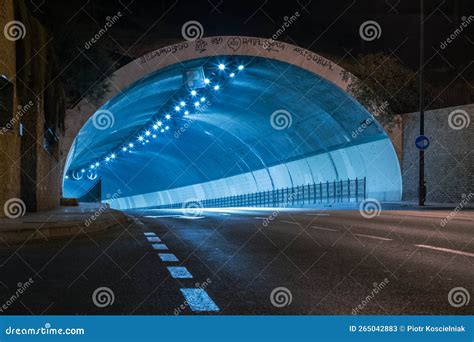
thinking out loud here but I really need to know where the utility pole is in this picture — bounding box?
[418,0,426,206]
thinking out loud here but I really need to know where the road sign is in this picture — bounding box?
[415,135,430,150]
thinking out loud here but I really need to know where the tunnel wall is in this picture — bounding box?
[105,139,401,210]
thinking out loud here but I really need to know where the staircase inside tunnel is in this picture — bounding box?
[63,55,402,210]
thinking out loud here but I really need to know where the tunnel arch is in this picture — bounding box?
[63,36,402,208]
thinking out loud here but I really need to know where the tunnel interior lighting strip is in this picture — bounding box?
[66,62,246,180]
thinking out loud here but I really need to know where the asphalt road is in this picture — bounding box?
[0,208,472,315]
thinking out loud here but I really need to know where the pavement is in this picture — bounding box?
[0,207,472,315]
[0,203,129,245]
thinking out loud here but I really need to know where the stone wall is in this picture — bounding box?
[0,0,65,216]
[0,0,21,216]
[401,104,473,203]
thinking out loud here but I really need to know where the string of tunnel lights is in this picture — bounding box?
[66,62,246,181]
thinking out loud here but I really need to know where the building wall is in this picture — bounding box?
[0,0,64,216]
[0,0,21,217]
[401,104,473,203]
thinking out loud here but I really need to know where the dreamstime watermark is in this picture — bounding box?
[351,101,389,139]
[174,116,196,138]
[448,287,470,308]
[181,20,204,41]
[0,100,35,135]
[3,198,26,219]
[359,20,382,41]
[270,287,292,308]
[174,278,212,315]
[84,11,123,50]
[359,198,382,219]
[270,109,293,130]
[3,20,26,41]
[92,287,115,308]
[182,198,204,217]
[352,278,390,315]
[92,109,115,130]
[440,192,473,227]
[448,109,470,130]
[262,11,300,50]
[440,16,474,50]
[0,278,34,313]
[84,189,122,227]
[5,323,85,336]
[262,190,299,227]
[174,99,211,138]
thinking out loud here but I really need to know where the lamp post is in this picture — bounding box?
[418,0,426,206]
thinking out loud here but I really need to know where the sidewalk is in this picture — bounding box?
[0,203,130,245]
[379,201,474,210]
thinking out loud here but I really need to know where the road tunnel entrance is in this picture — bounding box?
[62,37,402,209]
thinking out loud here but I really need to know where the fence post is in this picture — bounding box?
[363,176,367,199]
[326,181,329,203]
[355,177,359,202]
[340,180,343,203]
[347,178,350,202]
[319,182,322,203]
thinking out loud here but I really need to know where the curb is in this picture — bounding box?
[0,210,132,245]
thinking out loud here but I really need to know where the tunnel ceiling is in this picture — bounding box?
[64,55,399,202]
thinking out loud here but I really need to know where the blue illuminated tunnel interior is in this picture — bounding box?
[63,55,402,209]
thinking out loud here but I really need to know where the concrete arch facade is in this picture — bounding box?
[62,36,402,208]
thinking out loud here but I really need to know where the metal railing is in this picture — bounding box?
[157,177,366,209]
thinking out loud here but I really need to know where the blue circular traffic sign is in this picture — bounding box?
[415,135,430,150]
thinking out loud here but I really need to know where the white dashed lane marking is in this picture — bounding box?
[144,215,182,218]
[141,216,219,313]
[180,289,220,312]
[167,266,193,279]
[147,236,161,242]
[158,253,179,262]
[355,234,392,241]
[151,243,168,250]
[281,220,300,226]
[415,244,474,258]
[310,226,338,232]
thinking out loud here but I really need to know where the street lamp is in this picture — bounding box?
[418,0,426,206]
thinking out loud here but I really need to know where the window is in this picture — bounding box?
[0,75,13,129]
[43,124,59,156]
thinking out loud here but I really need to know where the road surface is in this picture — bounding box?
[0,208,472,315]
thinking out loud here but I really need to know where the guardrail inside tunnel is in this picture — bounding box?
[156,177,366,209]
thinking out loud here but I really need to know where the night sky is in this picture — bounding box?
[27,0,473,85]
